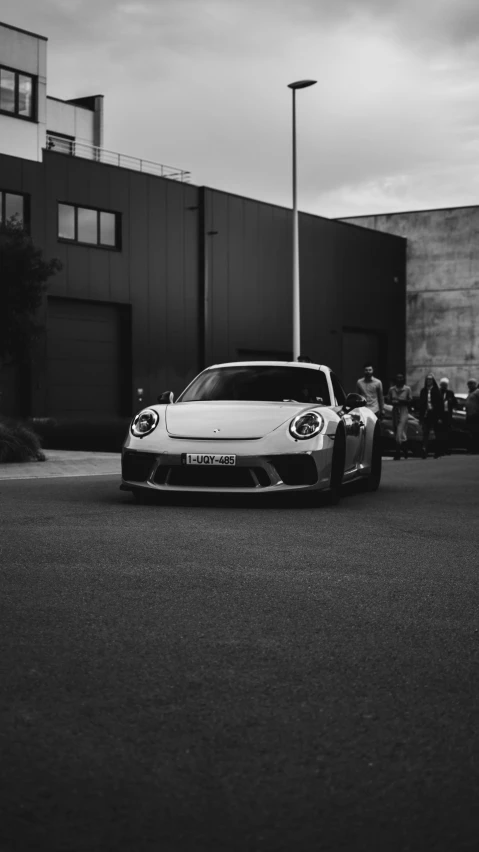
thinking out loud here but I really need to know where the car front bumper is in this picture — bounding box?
[121,437,335,494]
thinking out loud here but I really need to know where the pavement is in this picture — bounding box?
[0,449,121,479]
[1,456,479,852]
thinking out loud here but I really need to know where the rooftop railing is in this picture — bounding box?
[45,133,191,182]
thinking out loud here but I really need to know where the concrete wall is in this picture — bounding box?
[0,22,47,160]
[341,207,479,396]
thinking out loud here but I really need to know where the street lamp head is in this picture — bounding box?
[287,79,317,90]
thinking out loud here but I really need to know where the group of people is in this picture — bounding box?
[356,364,479,459]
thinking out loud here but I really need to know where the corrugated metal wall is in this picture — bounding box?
[205,188,406,384]
[0,151,406,417]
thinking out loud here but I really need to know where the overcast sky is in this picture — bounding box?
[4,0,479,217]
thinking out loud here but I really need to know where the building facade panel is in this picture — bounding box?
[103,165,131,304]
[127,171,152,407]
[81,155,111,211]
[270,207,293,351]
[183,184,200,380]
[43,150,68,263]
[0,24,44,75]
[299,214,340,371]
[145,176,168,398]
[206,190,229,362]
[0,116,40,161]
[47,98,77,139]
[164,180,199,394]
[221,194,247,357]
[0,151,24,194]
[22,156,46,242]
[341,207,479,394]
[46,99,96,144]
[207,192,292,362]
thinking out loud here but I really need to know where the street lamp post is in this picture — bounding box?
[287,79,316,360]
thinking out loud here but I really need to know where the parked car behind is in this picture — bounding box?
[407,395,470,454]
[380,404,422,456]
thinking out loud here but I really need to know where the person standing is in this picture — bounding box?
[356,363,384,418]
[438,377,457,456]
[465,379,479,454]
[387,373,413,460]
[418,374,444,459]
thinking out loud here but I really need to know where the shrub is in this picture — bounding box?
[0,417,45,463]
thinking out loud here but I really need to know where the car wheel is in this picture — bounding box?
[327,424,346,505]
[362,423,382,492]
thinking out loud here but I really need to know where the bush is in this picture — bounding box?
[29,417,131,453]
[0,416,45,463]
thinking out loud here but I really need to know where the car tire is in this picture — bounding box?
[362,423,382,492]
[326,424,346,505]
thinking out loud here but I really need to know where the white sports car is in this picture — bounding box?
[120,361,382,504]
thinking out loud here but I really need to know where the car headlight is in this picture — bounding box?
[131,408,159,438]
[289,411,324,440]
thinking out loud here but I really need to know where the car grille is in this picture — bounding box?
[122,450,156,482]
[269,454,318,486]
[155,465,267,488]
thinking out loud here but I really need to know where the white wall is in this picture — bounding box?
[46,98,95,144]
[0,24,45,75]
[0,113,42,159]
[0,23,47,160]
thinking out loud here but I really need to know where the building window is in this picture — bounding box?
[0,190,28,229]
[58,204,75,240]
[0,66,35,120]
[58,203,121,249]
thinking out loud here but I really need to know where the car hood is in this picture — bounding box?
[164,401,316,439]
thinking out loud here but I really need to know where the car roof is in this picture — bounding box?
[206,361,327,371]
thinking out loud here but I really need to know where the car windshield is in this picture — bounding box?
[178,365,331,404]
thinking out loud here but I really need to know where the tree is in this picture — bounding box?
[0,216,62,368]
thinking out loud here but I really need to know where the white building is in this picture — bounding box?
[0,20,103,163]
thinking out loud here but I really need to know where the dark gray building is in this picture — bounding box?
[0,148,406,421]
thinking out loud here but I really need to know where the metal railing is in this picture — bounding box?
[45,133,191,182]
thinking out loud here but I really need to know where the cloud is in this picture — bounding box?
[3,0,479,216]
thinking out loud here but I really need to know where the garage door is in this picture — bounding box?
[47,299,122,418]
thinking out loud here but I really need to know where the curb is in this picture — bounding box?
[0,450,121,481]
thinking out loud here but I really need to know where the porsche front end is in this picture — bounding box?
[121,400,337,495]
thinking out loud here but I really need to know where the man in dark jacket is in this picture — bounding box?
[418,374,444,458]
[438,377,457,455]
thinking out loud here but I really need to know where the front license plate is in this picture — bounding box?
[183,453,236,466]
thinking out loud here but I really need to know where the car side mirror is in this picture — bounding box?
[157,391,174,404]
[342,392,367,413]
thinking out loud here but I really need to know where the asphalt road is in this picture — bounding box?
[1,457,479,852]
